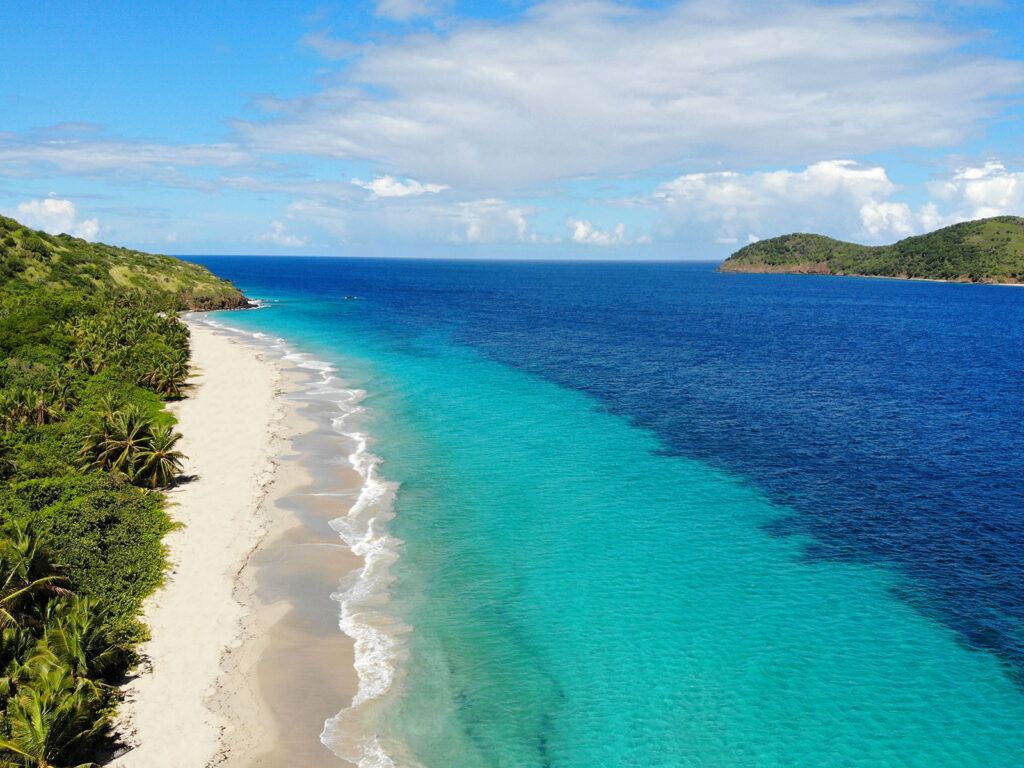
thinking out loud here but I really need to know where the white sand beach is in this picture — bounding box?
[113,318,360,768]
[112,320,284,766]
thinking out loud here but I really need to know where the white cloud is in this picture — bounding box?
[654,160,895,211]
[929,161,1024,220]
[284,194,538,244]
[258,220,310,247]
[0,137,252,181]
[648,159,947,242]
[858,200,943,239]
[374,0,452,21]
[301,29,364,60]
[352,175,448,197]
[450,199,534,243]
[237,0,1024,189]
[11,198,100,240]
[568,218,628,245]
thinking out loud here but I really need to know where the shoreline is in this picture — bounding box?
[112,317,362,767]
[717,265,1024,285]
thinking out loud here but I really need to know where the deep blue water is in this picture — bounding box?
[196,256,1024,766]
[200,256,1024,675]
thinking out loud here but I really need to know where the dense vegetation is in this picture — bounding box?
[0,216,245,766]
[718,216,1024,283]
[0,215,249,309]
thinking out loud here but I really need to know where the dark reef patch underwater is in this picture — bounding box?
[200,256,1024,767]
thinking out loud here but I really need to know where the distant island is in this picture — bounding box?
[718,216,1024,284]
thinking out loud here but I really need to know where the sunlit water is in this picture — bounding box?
[203,258,1024,767]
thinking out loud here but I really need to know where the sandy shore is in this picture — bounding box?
[112,319,359,768]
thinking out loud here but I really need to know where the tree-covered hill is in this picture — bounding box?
[718,216,1024,284]
[0,215,249,309]
[0,218,250,765]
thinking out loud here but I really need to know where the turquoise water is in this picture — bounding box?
[206,261,1024,768]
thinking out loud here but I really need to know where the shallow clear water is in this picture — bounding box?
[203,258,1024,767]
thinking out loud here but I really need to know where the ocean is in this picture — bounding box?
[195,257,1024,767]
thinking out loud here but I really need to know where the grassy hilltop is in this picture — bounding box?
[0,215,249,309]
[718,216,1024,284]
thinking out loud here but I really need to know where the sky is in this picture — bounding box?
[1,0,1023,259]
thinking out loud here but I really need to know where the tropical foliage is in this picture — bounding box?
[80,409,184,488]
[0,525,118,768]
[0,213,242,764]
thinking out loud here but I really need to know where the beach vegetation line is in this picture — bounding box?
[0,215,248,765]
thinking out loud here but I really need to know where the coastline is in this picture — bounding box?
[717,265,1024,285]
[112,317,362,767]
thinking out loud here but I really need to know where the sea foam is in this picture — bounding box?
[187,311,409,768]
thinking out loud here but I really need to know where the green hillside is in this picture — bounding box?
[718,216,1024,284]
[0,215,249,309]
[0,218,249,764]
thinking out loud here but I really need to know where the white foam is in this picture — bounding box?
[188,311,409,768]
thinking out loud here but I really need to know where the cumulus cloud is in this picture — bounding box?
[11,198,99,240]
[648,160,944,242]
[929,161,1024,220]
[258,220,309,247]
[450,199,534,243]
[238,0,1024,189]
[352,175,448,197]
[858,201,943,239]
[568,218,628,245]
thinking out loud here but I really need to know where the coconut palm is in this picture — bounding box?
[93,409,151,478]
[0,660,105,768]
[90,396,120,424]
[0,391,32,432]
[65,349,92,375]
[46,377,76,415]
[41,598,126,684]
[141,363,187,399]
[0,526,69,629]
[134,425,185,488]
[25,392,59,428]
[0,625,50,699]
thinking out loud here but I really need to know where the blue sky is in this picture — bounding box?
[2,0,1023,258]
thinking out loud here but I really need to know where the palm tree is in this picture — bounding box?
[141,364,187,399]
[46,376,76,415]
[0,526,69,630]
[0,391,32,432]
[41,598,126,684]
[89,396,120,424]
[26,392,59,428]
[134,426,185,488]
[0,625,49,699]
[65,349,92,375]
[0,661,105,768]
[93,409,151,479]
